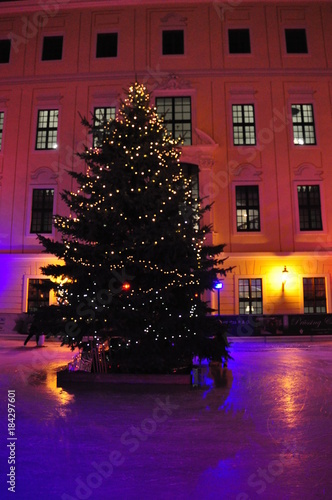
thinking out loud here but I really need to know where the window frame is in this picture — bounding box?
[284,28,308,55]
[26,278,51,313]
[162,29,185,56]
[235,185,261,232]
[29,187,55,235]
[155,95,192,146]
[297,184,323,232]
[95,32,118,59]
[23,275,56,313]
[291,103,316,146]
[35,108,59,150]
[0,39,11,64]
[41,34,64,61]
[302,277,327,314]
[237,277,263,315]
[93,106,116,148]
[232,103,256,146]
[228,28,251,54]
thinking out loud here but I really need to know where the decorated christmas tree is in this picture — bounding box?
[35,83,233,372]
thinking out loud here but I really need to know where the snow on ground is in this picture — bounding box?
[1,337,332,499]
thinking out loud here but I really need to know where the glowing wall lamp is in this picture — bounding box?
[282,266,288,291]
[214,281,223,315]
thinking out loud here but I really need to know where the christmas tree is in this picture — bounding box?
[35,83,233,372]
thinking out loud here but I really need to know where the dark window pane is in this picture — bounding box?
[42,36,63,61]
[297,185,322,231]
[96,33,118,58]
[30,189,54,233]
[228,29,251,54]
[0,39,11,63]
[162,30,184,55]
[285,29,308,54]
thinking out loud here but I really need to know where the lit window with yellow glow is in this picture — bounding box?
[27,279,50,313]
[239,278,262,314]
[303,278,326,313]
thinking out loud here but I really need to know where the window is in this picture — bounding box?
[291,104,316,145]
[162,30,184,55]
[93,107,116,147]
[232,104,256,145]
[96,33,118,58]
[239,278,263,315]
[0,39,11,63]
[30,188,54,233]
[156,97,191,145]
[228,29,251,54]
[297,185,322,231]
[27,279,50,313]
[285,29,308,54]
[303,278,326,313]
[42,35,63,61]
[236,185,260,231]
[0,112,4,150]
[35,109,58,150]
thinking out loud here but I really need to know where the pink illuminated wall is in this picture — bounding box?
[0,0,332,322]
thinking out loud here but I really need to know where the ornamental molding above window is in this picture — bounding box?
[287,88,316,96]
[230,88,257,97]
[154,73,192,90]
[35,94,63,106]
[92,91,119,102]
[230,163,262,180]
[293,163,323,180]
[30,166,58,182]
[160,12,187,26]
[181,147,217,171]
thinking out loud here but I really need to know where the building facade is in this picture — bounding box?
[1,0,332,334]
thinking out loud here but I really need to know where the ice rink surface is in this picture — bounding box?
[0,337,332,500]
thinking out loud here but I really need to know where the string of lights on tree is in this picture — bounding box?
[36,83,232,367]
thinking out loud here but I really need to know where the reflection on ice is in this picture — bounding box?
[1,339,332,499]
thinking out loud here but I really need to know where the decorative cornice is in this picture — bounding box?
[1,68,332,87]
[293,163,323,180]
[230,163,262,180]
[31,166,58,181]
[288,88,316,96]
[160,12,187,25]
[35,94,64,104]
[154,73,192,90]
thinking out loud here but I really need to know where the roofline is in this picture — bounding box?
[1,0,331,15]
